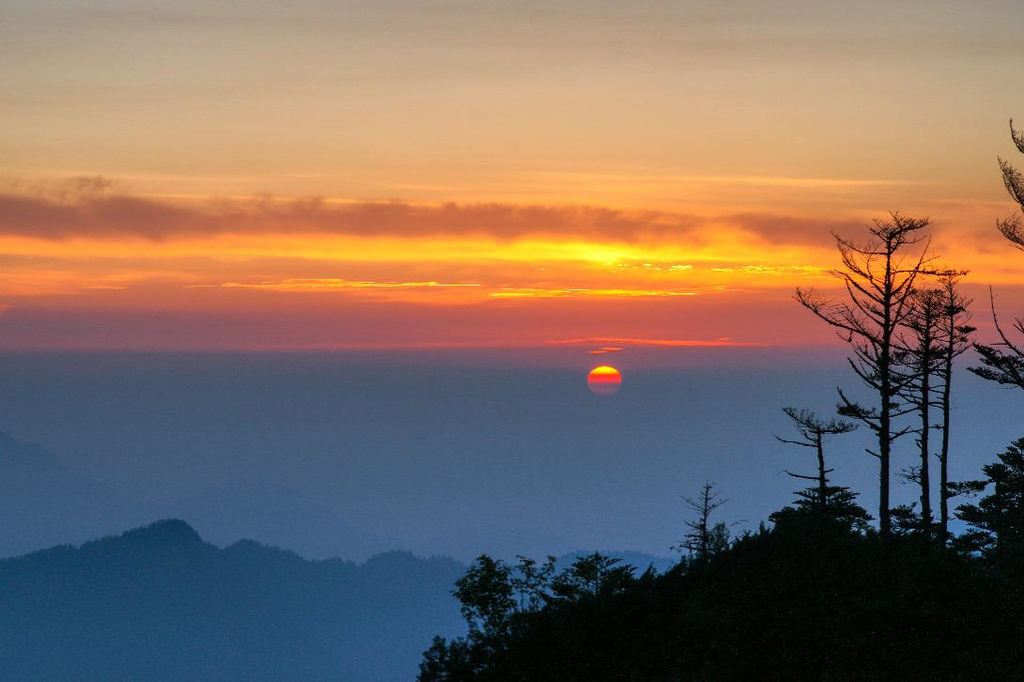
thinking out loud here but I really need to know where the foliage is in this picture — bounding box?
[769,485,871,534]
[453,555,516,639]
[420,551,640,681]
[421,520,1020,680]
[550,553,635,601]
[954,437,1024,572]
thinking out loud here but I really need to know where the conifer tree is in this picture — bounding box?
[775,407,856,509]
[675,482,728,560]
[550,553,634,601]
[935,271,973,540]
[898,288,944,531]
[797,214,934,536]
[972,120,1024,389]
[954,438,1024,572]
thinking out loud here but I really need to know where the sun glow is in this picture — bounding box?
[587,365,623,396]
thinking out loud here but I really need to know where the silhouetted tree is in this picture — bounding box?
[675,482,728,560]
[420,551,642,679]
[453,555,516,641]
[971,292,1024,389]
[992,119,1024,250]
[797,213,934,536]
[423,554,546,679]
[935,271,974,540]
[954,437,1024,572]
[419,636,476,681]
[776,407,856,509]
[898,287,945,531]
[972,121,1024,389]
[550,553,635,601]
[511,555,556,612]
[888,503,925,536]
[423,507,1022,679]
[769,485,872,534]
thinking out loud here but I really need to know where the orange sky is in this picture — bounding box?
[2,1,1024,351]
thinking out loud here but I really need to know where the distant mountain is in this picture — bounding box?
[0,431,154,557]
[163,479,393,561]
[408,523,575,562]
[0,431,672,572]
[0,520,464,681]
[0,430,393,562]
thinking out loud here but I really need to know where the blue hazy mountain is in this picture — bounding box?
[0,430,396,561]
[0,430,153,557]
[0,427,676,575]
[0,520,465,681]
[162,479,394,561]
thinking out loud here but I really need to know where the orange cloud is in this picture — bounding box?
[588,346,624,355]
[194,278,483,304]
[206,278,481,292]
[549,336,756,348]
[490,287,698,299]
[0,191,700,243]
[0,188,957,250]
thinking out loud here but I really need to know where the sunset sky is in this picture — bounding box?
[3,0,1024,352]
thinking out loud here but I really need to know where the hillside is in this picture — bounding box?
[420,517,1024,680]
[0,520,464,681]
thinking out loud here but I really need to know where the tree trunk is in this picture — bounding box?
[879,251,894,538]
[919,342,932,528]
[939,337,954,541]
[816,435,828,509]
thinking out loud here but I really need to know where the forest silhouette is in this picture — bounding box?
[418,123,1024,680]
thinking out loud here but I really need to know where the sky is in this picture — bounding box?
[2,348,1022,561]
[2,0,1024,350]
[3,2,1024,561]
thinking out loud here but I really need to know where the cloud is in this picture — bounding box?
[0,186,981,249]
[490,287,698,299]
[203,278,481,292]
[190,280,701,302]
[0,194,199,240]
[727,213,866,246]
[0,191,702,243]
[707,264,827,276]
[548,336,755,348]
[588,346,624,355]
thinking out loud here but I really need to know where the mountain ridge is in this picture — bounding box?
[0,518,467,681]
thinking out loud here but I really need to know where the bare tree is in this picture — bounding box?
[993,119,1024,250]
[972,291,1024,389]
[675,482,727,561]
[972,122,1024,391]
[897,288,945,531]
[796,213,934,537]
[935,271,974,541]
[776,407,856,509]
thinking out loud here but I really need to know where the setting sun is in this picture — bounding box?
[587,365,623,396]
